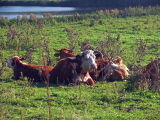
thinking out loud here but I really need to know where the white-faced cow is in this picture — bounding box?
[49,50,97,85]
[54,49,129,82]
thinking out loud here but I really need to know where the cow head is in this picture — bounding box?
[76,50,97,73]
[114,56,123,65]
[54,48,74,58]
[113,56,129,78]
[7,56,25,69]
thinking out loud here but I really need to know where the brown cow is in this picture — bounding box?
[49,50,97,85]
[108,56,129,81]
[141,58,160,80]
[90,56,129,82]
[7,56,53,82]
[54,48,76,59]
[136,58,160,90]
[54,48,96,85]
[54,49,129,82]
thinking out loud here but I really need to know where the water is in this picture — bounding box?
[0,6,79,19]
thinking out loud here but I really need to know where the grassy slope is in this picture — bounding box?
[0,14,160,119]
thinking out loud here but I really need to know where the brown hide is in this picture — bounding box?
[54,48,76,59]
[141,58,160,80]
[9,56,53,82]
[53,49,95,85]
[54,49,129,82]
[91,57,129,81]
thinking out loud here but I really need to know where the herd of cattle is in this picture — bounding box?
[6,48,159,86]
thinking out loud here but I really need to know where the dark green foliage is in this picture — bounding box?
[1,0,159,8]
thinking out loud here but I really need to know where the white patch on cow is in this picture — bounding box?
[119,64,129,77]
[81,50,97,72]
[111,63,119,70]
[21,62,27,65]
[7,56,27,69]
[114,62,129,77]
[82,72,91,82]
[68,56,76,60]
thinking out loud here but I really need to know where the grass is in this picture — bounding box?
[1,14,160,65]
[1,79,160,120]
[0,8,160,119]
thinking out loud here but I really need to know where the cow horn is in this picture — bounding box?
[94,51,103,59]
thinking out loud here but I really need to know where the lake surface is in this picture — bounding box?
[0,6,84,19]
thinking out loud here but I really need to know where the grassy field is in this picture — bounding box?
[0,8,160,119]
[1,80,160,120]
[1,14,160,65]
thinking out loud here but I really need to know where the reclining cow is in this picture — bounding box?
[141,58,160,80]
[54,48,129,82]
[7,56,53,83]
[50,50,97,85]
[107,56,129,81]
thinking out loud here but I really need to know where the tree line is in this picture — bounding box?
[0,0,159,8]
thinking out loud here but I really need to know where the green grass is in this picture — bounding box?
[0,79,160,120]
[1,14,160,65]
[0,11,160,119]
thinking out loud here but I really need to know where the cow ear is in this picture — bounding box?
[116,56,122,64]
[94,51,103,59]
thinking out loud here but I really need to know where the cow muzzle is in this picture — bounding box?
[91,64,97,71]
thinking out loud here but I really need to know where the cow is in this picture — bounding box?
[54,48,97,85]
[141,58,160,80]
[90,56,129,82]
[7,56,53,83]
[54,48,76,59]
[136,58,160,90]
[54,48,129,82]
[108,56,129,81]
[49,50,97,85]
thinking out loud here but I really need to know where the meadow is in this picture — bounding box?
[0,6,160,119]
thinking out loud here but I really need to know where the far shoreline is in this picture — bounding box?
[0,1,77,7]
[1,1,159,8]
